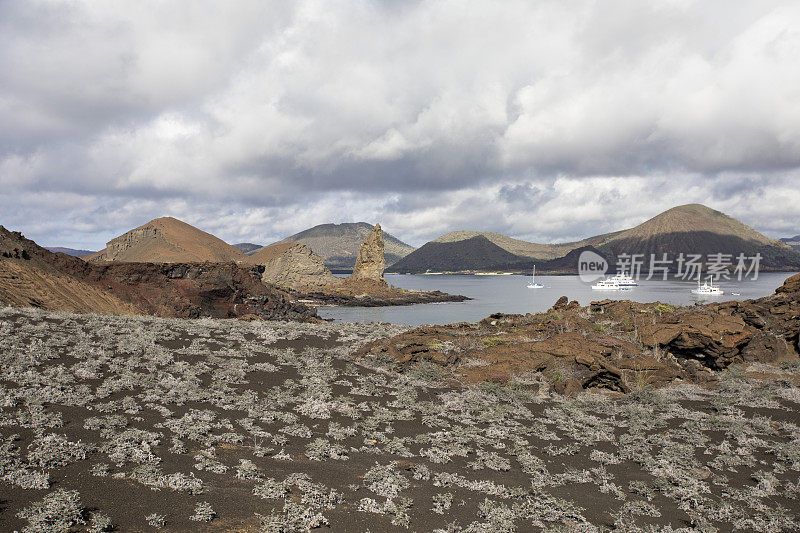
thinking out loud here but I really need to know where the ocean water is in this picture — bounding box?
[318,272,796,326]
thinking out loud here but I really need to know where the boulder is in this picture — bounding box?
[638,313,755,368]
[741,331,795,363]
[247,242,338,290]
[554,378,583,396]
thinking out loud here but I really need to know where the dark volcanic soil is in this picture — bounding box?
[1,307,799,531]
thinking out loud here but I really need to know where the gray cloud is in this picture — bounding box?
[1,0,799,248]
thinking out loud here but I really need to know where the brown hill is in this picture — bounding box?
[248,242,296,262]
[600,204,774,245]
[397,204,800,273]
[594,204,800,271]
[1,228,139,314]
[0,226,314,320]
[88,217,244,263]
[535,245,608,274]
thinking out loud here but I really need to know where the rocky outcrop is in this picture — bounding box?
[349,223,386,283]
[776,273,800,294]
[80,261,315,320]
[0,226,316,321]
[357,273,800,394]
[246,242,338,290]
[635,312,754,369]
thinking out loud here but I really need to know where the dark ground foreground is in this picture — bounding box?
[1,307,799,532]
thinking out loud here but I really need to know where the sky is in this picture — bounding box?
[1,0,799,249]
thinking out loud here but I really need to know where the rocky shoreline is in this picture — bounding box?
[277,224,469,308]
[291,286,469,307]
[358,272,800,394]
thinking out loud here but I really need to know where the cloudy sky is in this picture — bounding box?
[1,0,799,249]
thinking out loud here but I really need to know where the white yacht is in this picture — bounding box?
[527,265,544,289]
[691,277,723,296]
[608,272,638,286]
[591,278,621,290]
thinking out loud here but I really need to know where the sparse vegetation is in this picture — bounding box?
[654,303,675,314]
[482,336,508,347]
[1,306,799,531]
[190,501,215,522]
[16,489,84,533]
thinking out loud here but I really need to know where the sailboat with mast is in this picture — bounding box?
[527,265,544,288]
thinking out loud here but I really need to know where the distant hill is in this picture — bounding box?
[433,231,615,260]
[276,222,415,269]
[46,247,97,257]
[233,243,263,255]
[536,246,610,274]
[88,217,244,263]
[781,235,800,251]
[594,204,800,271]
[389,204,800,273]
[387,235,529,273]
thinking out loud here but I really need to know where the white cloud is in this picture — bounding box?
[0,0,798,247]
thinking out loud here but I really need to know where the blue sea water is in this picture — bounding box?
[318,272,795,326]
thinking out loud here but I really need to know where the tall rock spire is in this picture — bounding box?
[349,224,386,282]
